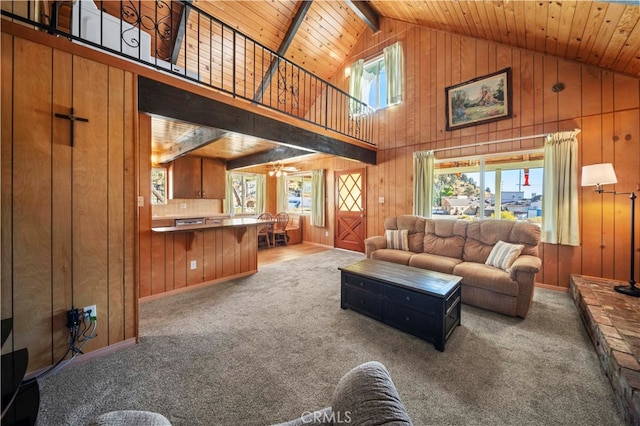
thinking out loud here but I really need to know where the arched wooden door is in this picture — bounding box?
[335,168,366,252]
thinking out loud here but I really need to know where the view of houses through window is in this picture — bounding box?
[434,151,544,221]
[231,173,257,214]
[286,175,312,214]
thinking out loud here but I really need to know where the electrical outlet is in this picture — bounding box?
[84,304,97,321]
[180,203,187,209]
[190,260,197,270]
[325,231,329,237]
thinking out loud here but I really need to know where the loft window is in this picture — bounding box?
[348,41,403,112]
[362,56,387,110]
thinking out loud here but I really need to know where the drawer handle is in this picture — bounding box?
[359,282,364,287]
[405,296,411,301]
[405,316,411,322]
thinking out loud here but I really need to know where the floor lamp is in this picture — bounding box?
[581,163,638,297]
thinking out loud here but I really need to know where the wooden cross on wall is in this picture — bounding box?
[54,108,89,147]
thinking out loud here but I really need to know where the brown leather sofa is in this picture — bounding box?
[364,215,542,318]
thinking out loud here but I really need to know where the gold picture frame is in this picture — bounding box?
[445,67,512,131]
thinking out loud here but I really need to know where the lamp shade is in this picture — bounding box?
[581,163,618,187]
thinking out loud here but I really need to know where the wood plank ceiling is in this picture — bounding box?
[149,0,640,167]
[369,0,640,77]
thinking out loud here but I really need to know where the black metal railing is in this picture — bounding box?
[1,0,375,145]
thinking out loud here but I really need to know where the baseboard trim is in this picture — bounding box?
[139,270,257,303]
[25,337,137,380]
[535,282,569,292]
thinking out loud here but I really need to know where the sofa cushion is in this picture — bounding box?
[408,253,462,274]
[386,229,409,251]
[331,361,412,426]
[371,249,413,265]
[463,219,540,263]
[384,215,426,253]
[423,219,467,259]
[485,240,524,271]
[453,262,519,297]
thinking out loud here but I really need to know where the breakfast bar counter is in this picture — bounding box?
[152,217,272,233]
[143,218,271,299]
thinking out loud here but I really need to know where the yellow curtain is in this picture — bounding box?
[255,174,266,215]
[542,130,581,246]
[384,41,403,105]
[413,151,435,217]
[224,171,235,215]
[348,59,364,115]
[311,169,325,227]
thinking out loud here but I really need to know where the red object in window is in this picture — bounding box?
[523,168,530,186]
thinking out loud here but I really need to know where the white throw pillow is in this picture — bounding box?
[486,240,524,271]
[385,229,409,251]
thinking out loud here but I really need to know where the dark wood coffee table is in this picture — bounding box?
[339,259,462,351]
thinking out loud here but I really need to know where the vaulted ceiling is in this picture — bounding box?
[151,0,640,166]
[190,0,639,83]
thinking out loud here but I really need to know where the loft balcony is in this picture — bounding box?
[1,0,376,162]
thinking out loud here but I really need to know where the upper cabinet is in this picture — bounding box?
[170,156,225,199]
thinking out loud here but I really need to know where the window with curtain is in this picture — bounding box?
[541,130,580,246]
[285,174,312,214]
[230,173,258,214]
[348,41,403,111]
[429,151,544,221]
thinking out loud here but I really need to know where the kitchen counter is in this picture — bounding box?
[144,218,270,299]
[152,213,230,220]
[152,218,272,233]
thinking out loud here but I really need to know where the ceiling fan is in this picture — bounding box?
[268,162,297,177]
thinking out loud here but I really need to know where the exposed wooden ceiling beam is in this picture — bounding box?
[171,0,192,65]
[139,77,376,165]
[227,146,312,170]
[254,0,313,102]
[158,126,228,164]
[344,0,379,33]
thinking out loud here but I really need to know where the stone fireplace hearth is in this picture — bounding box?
[570,274,640,424]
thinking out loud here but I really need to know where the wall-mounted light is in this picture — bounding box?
[344,66,351,78]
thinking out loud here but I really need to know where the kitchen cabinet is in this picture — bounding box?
[170,156,225,199]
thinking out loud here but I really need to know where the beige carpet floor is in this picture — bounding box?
[36,249,622,425]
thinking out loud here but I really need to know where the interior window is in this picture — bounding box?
[231,173,257,214]
[285,175,312,214]
[434,151,544,221]
[151,168,167,205]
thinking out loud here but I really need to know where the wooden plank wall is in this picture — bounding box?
[325,17,640,288]
[0,33,137,372]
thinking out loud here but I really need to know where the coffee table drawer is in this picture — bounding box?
[343,287,382,318]
[383,301,435,341]
[343,274,382,295]
[384,285,436,314]
[446,287,461,312]
[445,302,460,334]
